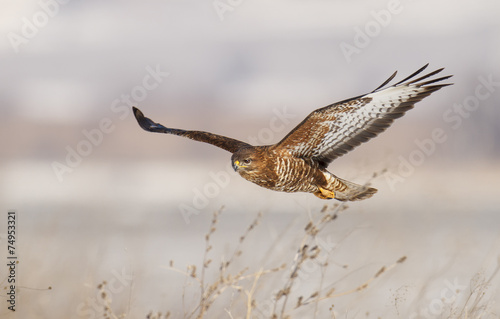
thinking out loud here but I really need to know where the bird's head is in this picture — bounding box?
[231,147,260,173]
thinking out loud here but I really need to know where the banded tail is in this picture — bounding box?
[315,175,377,201]
[334,177,377,201]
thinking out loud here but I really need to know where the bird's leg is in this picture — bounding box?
[314,187,335,200]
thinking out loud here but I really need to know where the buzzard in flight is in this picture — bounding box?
[133,64,452,201]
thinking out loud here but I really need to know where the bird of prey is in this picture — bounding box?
[133,64,452,201]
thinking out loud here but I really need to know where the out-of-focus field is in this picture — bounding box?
[1,160,499,318]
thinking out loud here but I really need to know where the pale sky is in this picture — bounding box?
[1,0,499,124]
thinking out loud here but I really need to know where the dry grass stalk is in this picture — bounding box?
[161,208,284,319]
[456,256,500,318]
[272,202,348,318]
[192,206,223,319]
[326,255,406,299]
[146,311,171,319]
[272,172,403,318]
[157,169,414,317]
[245,267,264,319]
[97,281,121,319]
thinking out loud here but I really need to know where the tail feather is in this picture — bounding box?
[333,177,377,201]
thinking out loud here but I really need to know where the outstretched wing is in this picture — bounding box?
[133,107,252,153]
[273,64,453,167]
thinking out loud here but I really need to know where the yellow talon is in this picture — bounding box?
[314,187,335,200]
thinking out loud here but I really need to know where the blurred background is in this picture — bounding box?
[0,0,499,318]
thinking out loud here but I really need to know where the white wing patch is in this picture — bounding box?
[312,85,425,158]
[274,65,453,165]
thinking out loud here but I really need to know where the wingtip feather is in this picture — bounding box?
[372,70,398,92]
[132,106,162,132]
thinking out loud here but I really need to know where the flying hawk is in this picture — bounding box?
[133,64,452,201]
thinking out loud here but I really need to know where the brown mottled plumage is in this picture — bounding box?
[133,64,453,201]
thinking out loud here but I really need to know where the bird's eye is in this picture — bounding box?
[243,158,252,165]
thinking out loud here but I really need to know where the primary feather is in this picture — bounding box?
[273,64,452,167]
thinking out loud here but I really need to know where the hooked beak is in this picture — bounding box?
[232,160,240,171]
[232,160,248,171]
